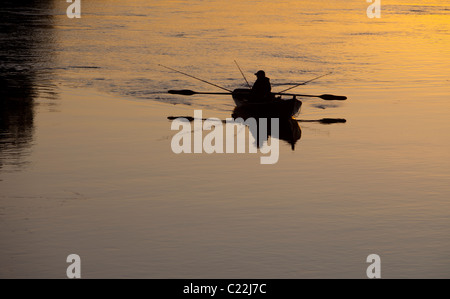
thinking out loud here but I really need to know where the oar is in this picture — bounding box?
[275,92,347,101]
[168,89,231,96]
[297,118,346,124]
[169,89,347,100]
[167,116,346,125]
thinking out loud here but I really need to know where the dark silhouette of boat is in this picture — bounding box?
[231,88,302,119]
[232,89,302,118]
[167,97,302,150]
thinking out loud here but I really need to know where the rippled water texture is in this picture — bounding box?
[0,0,449,278]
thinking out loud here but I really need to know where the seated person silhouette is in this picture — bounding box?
[251,70,274,102]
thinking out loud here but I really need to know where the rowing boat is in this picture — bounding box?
[162,64,347,113]
[231,88,302,119]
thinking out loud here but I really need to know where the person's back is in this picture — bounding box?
[251,70,273,102]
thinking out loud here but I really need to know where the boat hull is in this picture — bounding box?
[231,88,302,119]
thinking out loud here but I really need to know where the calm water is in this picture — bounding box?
[1,0,449,278]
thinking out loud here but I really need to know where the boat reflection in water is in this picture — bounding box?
[233,113,302,151]
[167,93,347,153]
[231,92,302,150]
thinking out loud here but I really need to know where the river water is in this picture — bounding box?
[1,0,449,278]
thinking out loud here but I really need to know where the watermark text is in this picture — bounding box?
[367,0,381,18]
[66,0,81,18]
[170,110,280,164]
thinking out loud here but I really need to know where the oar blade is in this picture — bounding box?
[319,118,347,124]
[319,94,347,101]
[168,89,196,96]
[297,118,347,124]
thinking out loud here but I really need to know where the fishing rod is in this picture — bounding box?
[159,64,232,92]
[278,72,333,93]
[234,60,251,89]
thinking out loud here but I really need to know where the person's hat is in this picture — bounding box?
[255,70,265,76]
